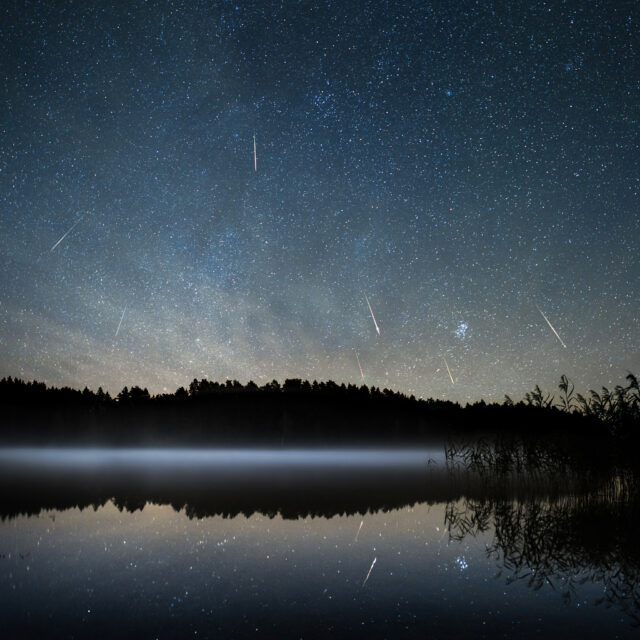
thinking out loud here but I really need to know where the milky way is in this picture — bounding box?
[0,1,638,402]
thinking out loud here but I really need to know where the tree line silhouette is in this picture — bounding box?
[0,373,637,446]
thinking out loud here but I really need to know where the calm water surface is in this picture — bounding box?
[0,448,637,638]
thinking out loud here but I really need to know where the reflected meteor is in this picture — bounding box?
[362,556,377,586]
[355,519,364,542]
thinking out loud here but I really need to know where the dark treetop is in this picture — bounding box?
[1,373,638,447]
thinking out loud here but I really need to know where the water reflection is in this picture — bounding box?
[0,447,448,520]
[446,478,640,627]
[0,447,591,520]
[0,448,638,638]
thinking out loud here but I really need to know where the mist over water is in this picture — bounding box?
[0,447,445,469]
[1,446,638,638]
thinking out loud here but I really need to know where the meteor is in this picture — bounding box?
[364,294,380,336]
[536,305,567,348]
[355,351,365,382]
[50,215,84,252]
[443,357,455,385]
[253,135,257,171]
[362,557,377,587]
[115,306,127,337]
[355,519,364,542]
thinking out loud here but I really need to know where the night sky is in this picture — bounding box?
[1,0,638,403]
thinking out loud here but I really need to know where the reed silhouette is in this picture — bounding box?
[445,472,640,627]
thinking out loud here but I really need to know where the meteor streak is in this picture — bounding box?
[536,305,567,348]
[50,215,84,252]
[115,306,127,337]
[364,294,380,336]
[443,357,455,385]
[355,519,364,542]
[362,557,377,587]
[355,351,365,382]
[253,135,257,171]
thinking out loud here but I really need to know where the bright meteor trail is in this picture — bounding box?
[355,350,365,382]
[50,215,84,252]
[115,306,127,337]
[536,305,567,349]
[364,294,380,336]
[443,357,455,385]
[253,135,257,171]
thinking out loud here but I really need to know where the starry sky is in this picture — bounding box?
[1,0,638,403]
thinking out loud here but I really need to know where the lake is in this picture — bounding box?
[0,448,638,638]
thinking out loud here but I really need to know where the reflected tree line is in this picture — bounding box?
[0,373,638,447]
[1,459,638,625]
[445,473,640,627]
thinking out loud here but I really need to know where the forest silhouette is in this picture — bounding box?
[0,373,638,448]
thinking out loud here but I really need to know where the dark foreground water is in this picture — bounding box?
[0,448,638,639]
